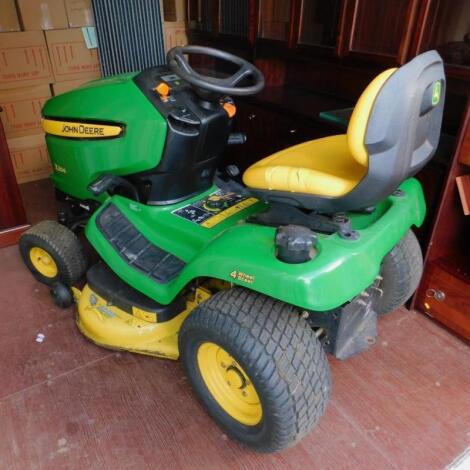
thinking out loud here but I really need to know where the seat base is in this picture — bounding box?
[249,187,359,213]
[249,202,356,236]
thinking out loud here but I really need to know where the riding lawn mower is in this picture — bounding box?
[19,46,445,452]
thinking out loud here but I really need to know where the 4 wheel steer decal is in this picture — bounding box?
[230,270,255,284]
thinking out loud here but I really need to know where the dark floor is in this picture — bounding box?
[2,179,468,469]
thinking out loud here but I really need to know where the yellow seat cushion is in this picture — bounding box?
[243,68,397,199]
[242,134,367,197]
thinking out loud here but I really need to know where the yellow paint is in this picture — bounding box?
[29,247,58,278]
[76,285,212,360]
[201,197,258,228]
[132,306,157,323]
[197,342,262,426]
[71,287,82,302]
[42,119,123,139]
[243,68,396,197]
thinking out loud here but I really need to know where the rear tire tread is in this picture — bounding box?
[375,230,423,315]
[179,287,331,452]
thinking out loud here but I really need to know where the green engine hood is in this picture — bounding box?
[42,74,167,201]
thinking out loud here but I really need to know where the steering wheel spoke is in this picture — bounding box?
[167,46,265,98]
[174,52,194,76]
[223,65,253,87]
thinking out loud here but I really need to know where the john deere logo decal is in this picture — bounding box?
[42,119,123,139]
[431,81,441,106]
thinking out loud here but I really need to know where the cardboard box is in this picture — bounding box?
[45,28,101,82]
[0,31,54,90]
[8,133,52,184]
[65,0,94,27]
[163,21,188,53]
[162,0,186,22]
[52,74,100,95]
[0,0,20,32]
[17,0,68,31]
[0,84,51,138]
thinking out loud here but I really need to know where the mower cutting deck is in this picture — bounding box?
[20,45,445,452]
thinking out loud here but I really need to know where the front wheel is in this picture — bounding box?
[374,230,423,315]
[19,220,87,286]
[179,288,331,452]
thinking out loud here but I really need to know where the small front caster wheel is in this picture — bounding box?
[19,220,87,286]
[50,282,74,308]
[179,288,331,452]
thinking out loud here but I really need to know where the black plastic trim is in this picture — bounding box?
[87,262,185,322]
[97,203,186,284]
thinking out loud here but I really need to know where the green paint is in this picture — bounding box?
[42,74,167,200]
[432,80,441,106]
[85,178,426,312]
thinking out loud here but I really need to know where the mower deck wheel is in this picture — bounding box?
[179,287,331,452]
[50,282,75,308]
[375,229,423,315]
[19,220,87,286]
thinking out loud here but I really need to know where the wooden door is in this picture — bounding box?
[0,119,29,247]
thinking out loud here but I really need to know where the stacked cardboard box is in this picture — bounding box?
[0,0,101,184]
[162,0,187,52]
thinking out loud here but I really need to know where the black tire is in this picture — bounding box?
[50,282,75,308]
[179,287,331,452]
[19,220,87,286]
[374,230,423,315]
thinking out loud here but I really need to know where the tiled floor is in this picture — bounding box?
[1,179,468,469]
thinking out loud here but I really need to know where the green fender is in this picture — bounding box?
[85,178,426,312]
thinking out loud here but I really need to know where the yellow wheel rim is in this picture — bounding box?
[29,247,58,278]
[197,342,262,426]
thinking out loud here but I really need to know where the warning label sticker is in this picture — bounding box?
[172,190,258,228]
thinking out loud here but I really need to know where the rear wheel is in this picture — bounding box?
[179,287,331,452]
[374,230,423,315]
[19,220,87,286]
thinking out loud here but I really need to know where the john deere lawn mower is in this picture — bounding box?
[19,46,445,452]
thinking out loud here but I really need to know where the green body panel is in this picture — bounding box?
[42,74,167,200]
[85,178,426,312]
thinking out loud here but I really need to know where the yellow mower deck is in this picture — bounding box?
[74,285,212,359]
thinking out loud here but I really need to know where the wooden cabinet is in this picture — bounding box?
[413,102,470,341]
[412,0,470,79]
[297,0,341,48]
[219,0,249,37]
[416,261,470,340]
[339,0,420,64]
[258,0,292,41]
[188,0,214,33]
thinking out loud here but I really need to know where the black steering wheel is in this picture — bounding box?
[167,45,265,97]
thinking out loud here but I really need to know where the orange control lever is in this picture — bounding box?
[154,82,170,97]
[223,102,237,118]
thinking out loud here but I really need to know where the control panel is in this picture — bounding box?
[135,67,202,127]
